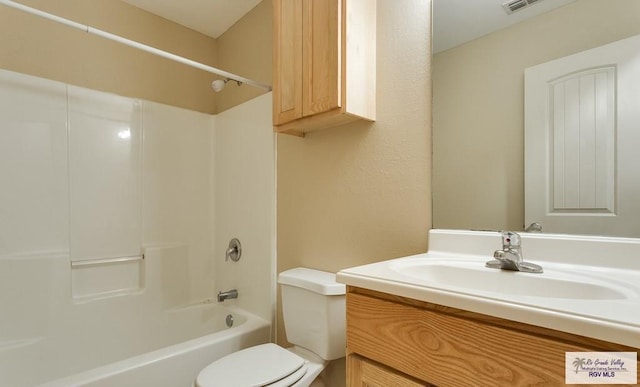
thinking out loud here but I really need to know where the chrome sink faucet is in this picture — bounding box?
[486,231,543,273]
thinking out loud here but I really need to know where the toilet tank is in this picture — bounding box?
[277,268,346,361]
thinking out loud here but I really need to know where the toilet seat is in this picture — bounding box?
[267,365,307,387]
[196,343,308,387]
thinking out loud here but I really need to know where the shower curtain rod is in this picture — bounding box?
[0,0,272,92]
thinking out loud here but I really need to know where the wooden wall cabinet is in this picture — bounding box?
[273,0,376,136]
[346,287,640,386]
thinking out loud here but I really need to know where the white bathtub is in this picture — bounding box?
[0,249,272,387]
[37,304,270,387]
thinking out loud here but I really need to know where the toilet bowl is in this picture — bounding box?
[195,268,346,387]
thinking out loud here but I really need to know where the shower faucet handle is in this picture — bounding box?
[225,238,242,262]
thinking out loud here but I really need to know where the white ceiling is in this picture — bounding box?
[433,0,577,53]
[121,0,262,39]
[121,0,575,50]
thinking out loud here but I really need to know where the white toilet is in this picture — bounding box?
[195,268,346,387]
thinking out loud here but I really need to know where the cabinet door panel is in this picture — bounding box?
[303,0,341,116]
[348,354,429,387]
[273,0,303,125]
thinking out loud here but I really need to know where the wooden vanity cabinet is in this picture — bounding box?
[346,286,640,386]
[272,0,376,136]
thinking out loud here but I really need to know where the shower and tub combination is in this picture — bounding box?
[0,2,276,385]
[0,67,275,386]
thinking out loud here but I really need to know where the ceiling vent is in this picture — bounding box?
[502,0,545,14]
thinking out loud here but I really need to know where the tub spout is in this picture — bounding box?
[217,289,238,302]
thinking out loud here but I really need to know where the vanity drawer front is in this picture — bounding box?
[347,291,600,386]
[347,354,430,387]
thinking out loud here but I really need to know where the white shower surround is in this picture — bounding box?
[0,69,276,386]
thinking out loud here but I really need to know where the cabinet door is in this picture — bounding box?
[273,0,303,125]
[302,0,341,117]
[347,354,429,387]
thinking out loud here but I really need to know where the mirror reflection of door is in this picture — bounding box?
[525,34,640,237]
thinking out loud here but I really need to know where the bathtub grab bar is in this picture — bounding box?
[70,254,144,268]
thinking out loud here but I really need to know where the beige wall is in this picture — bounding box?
[433,0,640,231]
[216,0,272,113]
[276,1,432,383]
[0,0,218,113]
[2,0,432,384]
[219,0,432,352]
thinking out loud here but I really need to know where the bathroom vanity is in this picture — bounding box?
[338,230,640,386]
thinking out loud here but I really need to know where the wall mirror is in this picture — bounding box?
[432,0,640,238]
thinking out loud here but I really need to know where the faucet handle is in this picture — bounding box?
[225,238,242,262]
[500,231,521,249]
[525,222,543,233]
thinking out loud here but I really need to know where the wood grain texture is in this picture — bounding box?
[303,0,341,116]
[348,354,430,387]
[349,287,639,351]
[273,107,361,133]
[273,0,303,125]
[347,288,640,386]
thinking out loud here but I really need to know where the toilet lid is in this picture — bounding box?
[265,364,307,387]
[196,343,306,387]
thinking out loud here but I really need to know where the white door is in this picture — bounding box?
[525,34,640,237]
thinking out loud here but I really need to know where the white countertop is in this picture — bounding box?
[337,229,640,348]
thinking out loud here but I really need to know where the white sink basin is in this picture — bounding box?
[337,229,640,348]
[389,259,632,300]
